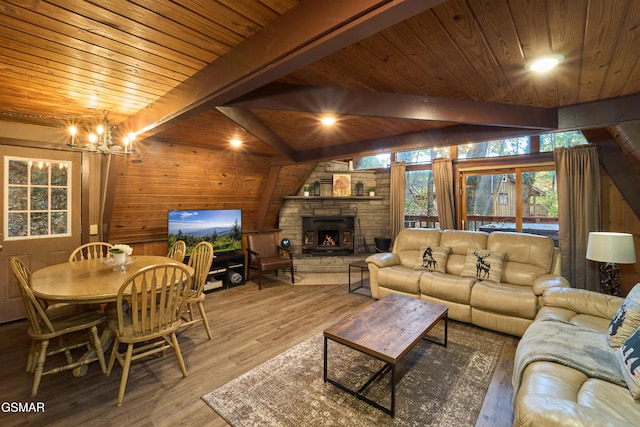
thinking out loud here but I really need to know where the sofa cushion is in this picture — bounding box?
[609,284,640,348]
[617,326,640,399]
[488,232,555,286]
[393,228,441,268]
[515,362,640,426]
[420,272,475,305]
[414,246,450,273]
[471,281,537,319]
[440,230,488,276]
[377,265,422,295]
[461,248,504,283]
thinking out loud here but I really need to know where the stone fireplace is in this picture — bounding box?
[278,161,391,261]
[302,215,355,255]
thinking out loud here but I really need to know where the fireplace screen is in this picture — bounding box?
[302,215,355,255]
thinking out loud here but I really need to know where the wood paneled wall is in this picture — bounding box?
[106,139,314,254]
[601,173,640,296]
[105,140,640,289]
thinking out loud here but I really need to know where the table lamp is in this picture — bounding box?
[586,232,636,295]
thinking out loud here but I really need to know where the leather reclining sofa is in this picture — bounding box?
[367,228,640,425]
[512,287,640,426]
[366,228,569,337]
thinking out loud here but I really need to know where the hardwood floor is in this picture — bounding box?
[0,282,518,426]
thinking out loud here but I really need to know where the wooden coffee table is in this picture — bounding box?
[323,293,448,417]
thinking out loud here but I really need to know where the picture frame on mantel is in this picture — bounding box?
[333,174,351,197]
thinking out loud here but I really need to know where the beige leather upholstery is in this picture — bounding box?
[366,228,569,337]
[513,287,640,426]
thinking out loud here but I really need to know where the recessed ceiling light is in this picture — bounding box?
[230,139,242,147]
[527,54,564,73]
[320,116,336,126]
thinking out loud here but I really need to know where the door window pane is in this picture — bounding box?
[4,157,71,239]
[465,173,515,231]
[522,170,559,245]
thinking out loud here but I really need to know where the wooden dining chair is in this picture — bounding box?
[10,257,107,397]
[167,240,187,263]
[69,242,113,262]
[107,263,192,406]
[247,232,294,290]
[181,241,214,339]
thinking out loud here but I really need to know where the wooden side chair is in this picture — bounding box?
[167,240,187,263]
[181,241,214,339]
[247,232,294,290]
[10,257,107,397]
[107,263,192,406]
[69,242,113,262]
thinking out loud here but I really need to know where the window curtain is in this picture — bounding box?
[390,161,406,242]
[432,158,456,230]
[554,144,601,290]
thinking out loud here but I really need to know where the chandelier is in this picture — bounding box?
[68,111,135,156]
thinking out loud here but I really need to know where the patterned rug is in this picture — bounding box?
[202,324,504,426]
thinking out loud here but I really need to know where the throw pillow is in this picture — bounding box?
[415,246,450,274]
[461,248,504,283]
[608,284,640,348]
[617,326,640,399]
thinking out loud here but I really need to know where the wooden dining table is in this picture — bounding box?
[31,255,193,304]
[31,255,194,376]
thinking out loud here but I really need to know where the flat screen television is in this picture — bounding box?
[168,209,242,256]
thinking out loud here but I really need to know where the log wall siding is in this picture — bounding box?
[107,139,314,248]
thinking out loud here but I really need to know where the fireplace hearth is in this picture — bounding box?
[302,215,354,256]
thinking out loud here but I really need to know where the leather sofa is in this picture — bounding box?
[512,287,640,426]
[366,228,569,337]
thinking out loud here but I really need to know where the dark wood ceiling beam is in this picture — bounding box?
[296,124,536,163]
[558,93,640,130]
[117,0,446,139]
[216,106,297,162]
[582,128,640,221]
[227,83,558,130]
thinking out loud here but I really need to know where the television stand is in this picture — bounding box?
[204,252,246,292]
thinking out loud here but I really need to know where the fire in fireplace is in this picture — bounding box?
[320,230,338,246]
[302,215,354,256]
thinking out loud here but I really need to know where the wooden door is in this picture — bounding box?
[1,145,82,323]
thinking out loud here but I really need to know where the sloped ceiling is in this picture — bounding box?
[1,0,639,161]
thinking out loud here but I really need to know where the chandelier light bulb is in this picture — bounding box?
[66,111,133,156]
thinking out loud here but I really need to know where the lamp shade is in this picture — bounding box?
[586,232,636,264]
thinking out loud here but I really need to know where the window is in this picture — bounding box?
[5,157,71,239]
[458,136,529,159]
[461,166,558,245]
[404,169,438,228]
[353,154,390,169]
[539,130,588,152]
[397,147,450,164]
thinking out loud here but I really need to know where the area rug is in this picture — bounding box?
[202,324,504,426]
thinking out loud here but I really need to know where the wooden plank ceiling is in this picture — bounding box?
[2,0,640,241]
[2,0,639,163]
